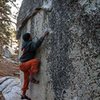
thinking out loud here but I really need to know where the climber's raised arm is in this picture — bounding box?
[33,31,49,49]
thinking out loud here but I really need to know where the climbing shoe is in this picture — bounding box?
[21,95,31,100]
[30,78,39,84]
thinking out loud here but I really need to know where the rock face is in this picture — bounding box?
[17,0,100,100]
[0,76,21,100]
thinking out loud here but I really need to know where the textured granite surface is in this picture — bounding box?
[17,0,100,100]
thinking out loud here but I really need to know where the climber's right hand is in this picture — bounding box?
[44,31,49,37]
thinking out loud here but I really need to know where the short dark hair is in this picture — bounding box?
[23,33,31,41]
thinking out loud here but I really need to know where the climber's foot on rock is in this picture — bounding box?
[31,78,39,84]
[35,8,41,10]
[21,95,31,100]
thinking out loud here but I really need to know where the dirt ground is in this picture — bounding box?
[0,57,20,77]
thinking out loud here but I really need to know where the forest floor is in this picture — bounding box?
[0,57,20,100]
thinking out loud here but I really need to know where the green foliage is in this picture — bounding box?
[0,0,16,44]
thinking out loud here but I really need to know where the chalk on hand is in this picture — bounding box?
[44,28,53,34]
[42,0,52,11]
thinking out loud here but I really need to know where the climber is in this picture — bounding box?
[19,31,49,100]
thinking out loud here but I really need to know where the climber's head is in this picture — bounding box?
[23,33,32,41]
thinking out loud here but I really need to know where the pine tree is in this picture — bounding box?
[0,0,17,55]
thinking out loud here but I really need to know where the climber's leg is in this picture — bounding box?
[19,58,40,99]
[30,59,40,74]
[29,59,40,84]
[22,71,30,95]
[19,60,32,100]
[21,71,31,100]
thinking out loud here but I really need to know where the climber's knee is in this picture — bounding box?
[30,59,41,74]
